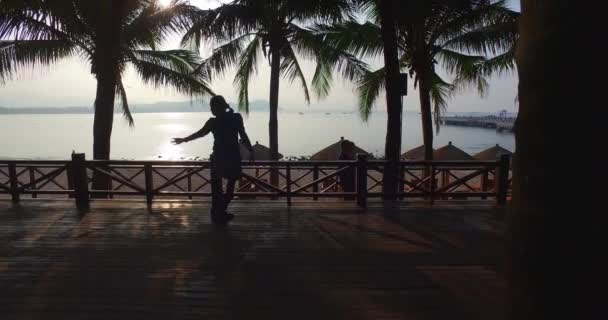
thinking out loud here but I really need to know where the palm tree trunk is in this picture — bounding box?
[417,70,434,161]
[511,1,605,319]
[92,77,116,161]
[90,72,117,194]
[90,0,122,194]
[416,68,434,193]
[268,45,281,188]
[378,0,402,199]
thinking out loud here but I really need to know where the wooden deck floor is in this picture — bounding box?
[0,200,507,320]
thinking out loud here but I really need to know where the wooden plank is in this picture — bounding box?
[0,200,507,320]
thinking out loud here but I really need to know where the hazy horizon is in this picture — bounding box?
[0,0,521,114]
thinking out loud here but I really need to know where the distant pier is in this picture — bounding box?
[441,115,516,132]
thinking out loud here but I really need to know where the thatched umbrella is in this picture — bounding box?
[239,141,284,161]
[310,137,370,160]
[473,144,513,160]
[309,137,369,193]
[400,145,434,160]
[433,141,474,161]
[473,144,513,193]
[433,142,474,190]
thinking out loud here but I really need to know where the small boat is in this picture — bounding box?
[298,112,304,115]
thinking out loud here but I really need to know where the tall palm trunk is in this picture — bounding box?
[92,72,117,161]
[91,69,117,192]
[417,69,434,161]
[378,0,402,199]
[91,0,122,193]
[510,1,605,319]
[268,44,281,187]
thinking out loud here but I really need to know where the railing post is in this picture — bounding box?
[71,153,89,209]
[286,163,292,207]
[356,154,368,208]
[496,154,511,206]
[66,162,75,199]
[429,164,435,205]
[312,164,319,200]
[399,162,405,200]
[187,168,193,200]
[481,169,489,200]
[29,167,37,199]
[8,162,20,203]
[145,164,154,205]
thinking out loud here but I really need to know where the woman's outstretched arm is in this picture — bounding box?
[172,119,213,145]
[237,114,253,153]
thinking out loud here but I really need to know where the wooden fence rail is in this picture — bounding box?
[1,154,511,207]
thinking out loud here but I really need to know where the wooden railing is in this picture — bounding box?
[1,154,511,207]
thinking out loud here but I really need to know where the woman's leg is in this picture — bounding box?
[211,177,225,216]
[223,178,237,211]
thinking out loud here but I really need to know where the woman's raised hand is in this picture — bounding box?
[171,137,186,145]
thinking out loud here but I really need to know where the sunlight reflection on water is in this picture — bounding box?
[0,112,515,160]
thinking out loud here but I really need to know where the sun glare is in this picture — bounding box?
[158,0,172,8]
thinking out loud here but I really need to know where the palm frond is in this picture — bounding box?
[233,35,262,113]
[430,0,517,47]
[429,72,455,133]
[131,53,214,97]
[282,0,356,24]
[451,67,489,98]
[0,39,75,82]
[194,33,252,80]
[116,78,134,127]
[481,45,516,76]
[0,5,64,40]
[437,49,485,76]
[313,21,384,59]
[311,61,333,99]
[437,49,488,97]
[125,0,203,50]
[280,43,310,104]
[291,25,369,84]
[358,0,380,24]
[181,3,259,50]
[356,67,386,122]
[131,49,201,75]
[439,20,518,56]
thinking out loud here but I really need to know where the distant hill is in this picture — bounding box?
[0,106,92,114]
[0,99,272,115]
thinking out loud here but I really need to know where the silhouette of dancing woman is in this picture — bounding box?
[172,95,253,224]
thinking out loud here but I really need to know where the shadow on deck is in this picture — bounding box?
[0,200,507,319]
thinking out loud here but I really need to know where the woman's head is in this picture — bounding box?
[210,95,233,116]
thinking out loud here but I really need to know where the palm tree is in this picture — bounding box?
[319,0,518,160]
[181,0,365,186]
[511,1,605,319]
[376,0,403,198]
[0,0,213,191]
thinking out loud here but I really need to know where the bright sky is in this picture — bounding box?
[0,0,521,113]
